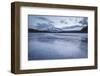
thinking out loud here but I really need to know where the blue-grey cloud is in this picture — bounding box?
[36,17,54,23]
[79,17,88,26]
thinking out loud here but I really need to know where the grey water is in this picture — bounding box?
[28,33,88,60]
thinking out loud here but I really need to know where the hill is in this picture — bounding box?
[28,26,88,33]
[80,26,88,33]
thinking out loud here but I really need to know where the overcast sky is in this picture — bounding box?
[28,15,88,29]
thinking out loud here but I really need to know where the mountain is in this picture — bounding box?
[28,28,48,32]
[28,26,62,33]
[29,22,63,32]
[80,26,88,33]
[28,28,80,33]
[28,23,88,33]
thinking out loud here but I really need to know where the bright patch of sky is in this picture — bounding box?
[28,15,88,29]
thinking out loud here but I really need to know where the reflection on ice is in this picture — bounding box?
[28,33,88,60]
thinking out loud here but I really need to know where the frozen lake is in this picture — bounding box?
[28,33,88,60]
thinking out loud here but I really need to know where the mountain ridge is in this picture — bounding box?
[28,26,88,33]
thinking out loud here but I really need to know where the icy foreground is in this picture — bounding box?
[28,33,88,60]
